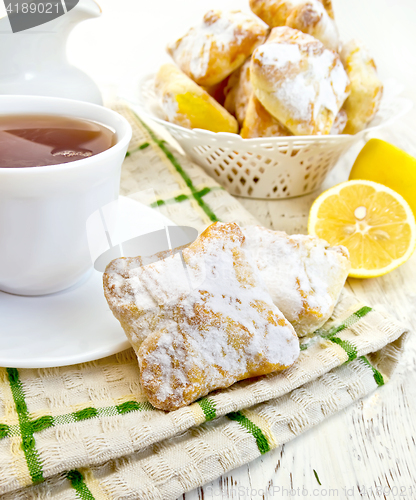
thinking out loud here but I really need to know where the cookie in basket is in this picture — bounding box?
[167,10,269,87]
[285,0,340,51]
[243,226,351,337]
[330,108,347,135]
[222,55,289,138]
[223,54,344,138]
[249,0,335,28]
[241,94,291,138]
[251,27,350,135]
[154,64,238,133]
[103,222,300,411]
[249,0,301,28]
[223,56,288,137]
[223,58,253,126]
[340,39,383,134]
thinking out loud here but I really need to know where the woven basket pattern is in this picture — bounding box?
[134,75,412,199]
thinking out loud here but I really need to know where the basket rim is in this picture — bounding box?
[122,73,413,146]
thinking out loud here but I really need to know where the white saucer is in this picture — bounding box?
[0,196,175,368]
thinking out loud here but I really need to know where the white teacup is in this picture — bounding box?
[0,96,132,296]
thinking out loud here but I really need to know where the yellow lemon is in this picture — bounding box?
[349,138,416,216]
[308,180,416,278]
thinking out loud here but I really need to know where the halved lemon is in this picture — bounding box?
[308,180,416,278]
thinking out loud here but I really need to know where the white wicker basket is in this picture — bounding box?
[128,76,412,199]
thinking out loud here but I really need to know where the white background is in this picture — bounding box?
[63,0,416,110]
[1,0,415,129]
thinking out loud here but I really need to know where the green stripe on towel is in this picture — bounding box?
[197,398,217,421]
[359,356,385,386]
[125,142,150,156]
[135,113,220,222]
[300,306,373,361]
[66,470,96,500]
[0,423,9,439]
[0,399,153,442]
[329,337,357,362]
[318,306,373,338]
[150,186,224,208]
[6,368,44,484]
[227,411,270,455]
[49,400,153,427]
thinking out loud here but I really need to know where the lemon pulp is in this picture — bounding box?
[308,180,416,278]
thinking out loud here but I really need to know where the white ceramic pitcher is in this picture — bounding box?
[0,0,102,104]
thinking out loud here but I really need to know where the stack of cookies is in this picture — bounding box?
[154,2,383,138]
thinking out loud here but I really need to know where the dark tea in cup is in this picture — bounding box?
[0,114,116,168]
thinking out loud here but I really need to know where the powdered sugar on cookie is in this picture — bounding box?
[242,226,350,337]
[104,222,300,411]
[251,27,350,135]
[167,10,269,86]
[258,42,302,69]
